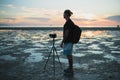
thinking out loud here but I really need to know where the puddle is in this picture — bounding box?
[0,55,16,61]
[111,51,120,54]
[25,53,44,63]
[74,63,89,69]
[103,54,120,64]
[24,48,40,53]
[89,50,103,54]
[81,38,96,44]
[33,43,46,47]
[109,46,119,50]
[45,51,61,56]
[55,58,68,63]
[93,60,105,64]
[57,49,63,54]
[88,44,101,50]
[112,38,120,40]
[104,54,116,60]
[100,42,113,46]
[24,48,44,63]
[73,53,86,57]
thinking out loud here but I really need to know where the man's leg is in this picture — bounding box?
[64,55,73,75]
[67,55,73,71]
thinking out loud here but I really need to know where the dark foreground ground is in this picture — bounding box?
[0,51,120,80]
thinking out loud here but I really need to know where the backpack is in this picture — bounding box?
[72,25,82,43]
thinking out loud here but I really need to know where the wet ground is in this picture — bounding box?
[0,30,120,80]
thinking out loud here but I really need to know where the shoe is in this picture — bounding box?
[64,72,74,76]
[64,69,74,76]
[64,68,73,73]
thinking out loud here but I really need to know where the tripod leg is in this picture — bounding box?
[53,48,55,77]
[54,47,63,69]
[43,47,53,71]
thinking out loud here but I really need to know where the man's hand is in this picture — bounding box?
[60,41,64,48]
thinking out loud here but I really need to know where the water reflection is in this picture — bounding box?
[82,30,112,38]
[0,30,112,41]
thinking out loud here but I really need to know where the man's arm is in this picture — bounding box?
[61,29,69,47]
[63,29,69,42]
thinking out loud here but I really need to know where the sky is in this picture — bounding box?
[0,0,120,27]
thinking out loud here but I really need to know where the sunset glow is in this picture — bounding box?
[0,0,120,27]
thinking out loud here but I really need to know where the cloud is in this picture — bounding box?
[4,18,16,20]
[21,7,62,17]
[72,18,96,21]
[8,4,16,8]
[25,17,51,22]
[0,4,17,9]
[21,7,39,12]
[0,23,9,26]
[105,15,120,22]
[0,10,6,14]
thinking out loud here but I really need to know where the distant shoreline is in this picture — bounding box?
[0,27,120,30]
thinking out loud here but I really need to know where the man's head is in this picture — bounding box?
[64,9,73,19]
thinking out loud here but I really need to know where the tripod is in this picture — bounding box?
[43,37,62,77]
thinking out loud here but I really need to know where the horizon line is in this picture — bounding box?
[0,26,120,31]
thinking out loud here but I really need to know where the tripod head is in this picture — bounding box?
[49,34,57,38]
[49,33,57,47]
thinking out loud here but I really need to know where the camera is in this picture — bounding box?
[49,34,57,38]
